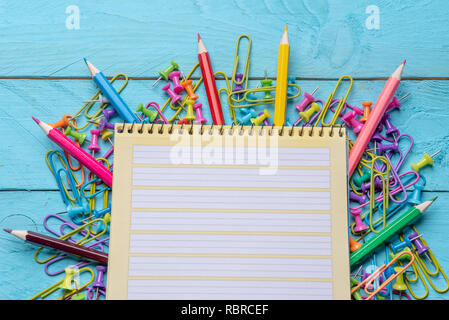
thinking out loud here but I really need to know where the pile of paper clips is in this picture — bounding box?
[29,34,447,300]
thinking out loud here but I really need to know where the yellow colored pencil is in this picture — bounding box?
[274,25,290,126]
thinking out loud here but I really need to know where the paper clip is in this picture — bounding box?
[30,266,94,300]
[69,73,129,130]
[313,75,353,127]
[351,250,415,300]
[230,35,251,94]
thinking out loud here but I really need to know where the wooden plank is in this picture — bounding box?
[0,0,448,77]
[0,78,447,190]
[1,190,448,300]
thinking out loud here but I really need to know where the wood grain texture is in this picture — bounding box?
[0,0,447,77]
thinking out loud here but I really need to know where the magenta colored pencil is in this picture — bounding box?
[32,117,113,187]
[4,229,108,264]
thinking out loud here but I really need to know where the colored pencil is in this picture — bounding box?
[32,117,113,187]
[84,59,139,123]
[273,25,290,126]
[197,34,224,125]
[348,60,405,177]
[4,229,108,264]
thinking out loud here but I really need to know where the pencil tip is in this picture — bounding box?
[402,59,406,65]
[31,116,40,124]
[284,25,288,32]
[3,229,11,233]
[197,33,201,41]
[431,196,438,202]
[83,57,87,64]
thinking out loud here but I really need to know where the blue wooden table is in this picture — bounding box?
[1,0,448,300]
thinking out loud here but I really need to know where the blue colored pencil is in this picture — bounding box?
[84,58,138,123]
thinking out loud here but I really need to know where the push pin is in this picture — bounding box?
[60,267,80,291]
[409,232,432,264]
[299,102,320,123]
[90,108,117,123]
[185,99,196,122]
[386,93,410,112]
[88,129,101,157]
[85,94,109,107]
[390,237,413,253]
[260,67,273,100]
[90,265,107,300]
[382,113,399,140]
[162,83,182,105]
[341,111,364,133]
[349,191,367,204]
[152,60,179,86]
[233,73,244,92]
[360,102,372,122]
[49,115,73,129]
[295,87,319,112]
[376,141,399,155]
[64,127,87,145]
[250,109,271,126]
[349,236,362,252]
[411,150,441,172]
[392,266,407,294]
[351,209,368,233]
[361,177,384,194]
[353,169,371,188]
[193,102,207,124]
[168,71,184,94]
[63,203,91,224]
[81,207,111,223]
[257,111,271,126]
[237,108,257,125]
[181,79,199,101]
[287,76,296,98]
[407,179,425,205]
[136,103,158,123]
[350,278,363,300]
[101,129,114,146]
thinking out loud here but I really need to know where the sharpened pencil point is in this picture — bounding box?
[402,59,406,65]
[431,196,438,202]
[197,33,201,41]
[3,229,11,233]
[83,57,87,64]
[284,25,288,32]
[31,116,40,124]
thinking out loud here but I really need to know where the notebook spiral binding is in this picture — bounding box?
[116,121,345,137]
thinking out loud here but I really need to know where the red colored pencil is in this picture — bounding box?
[32,117,113,187]
[197,34,224,125]
[4,229,108,264]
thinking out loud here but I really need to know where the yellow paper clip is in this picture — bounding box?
[30,267,94,300]
[313,75,353,127]
[230,34,251,94]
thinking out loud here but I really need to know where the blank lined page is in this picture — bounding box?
[108,125,350,300]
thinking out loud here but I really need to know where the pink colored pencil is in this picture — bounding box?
[32,117,113,187]
[348,61,405,177]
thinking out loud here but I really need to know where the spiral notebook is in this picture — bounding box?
[107,124,350,300]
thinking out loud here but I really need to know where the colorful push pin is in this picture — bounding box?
[349,191,367,204]
[185,99,196,122]
[233,73,244,92]
[237,108,257,125]
[152,60,179,86]
[341,111,364,134]
[136,103,158,122]
[80,207,111,223]
[101,129,114,146]
[258,111,271,126]
[97,118,115,132]
[95,212,111,234]
[162,83,182,105]
[390,237,413,253]
[60,267,79,291]
[260,68,273,100]
[103,108,116,121]
[377,141,399,155]
[66,203,91,225]
[169,71,184,94]
[91,265,107,300]
[85,94,109,106]
[350,236,362,252]
[360,102,372,122]
[287,76,296,98]
[409,232,432,264]
[193,102,207,124]
[299,102,320,123]
[295,87,319,112]
[351,209,368,233]
[181,79,199,101]
[64,127,87,145]
[389,247,413,262]
[250,109,271,126]
[49,115,72,129]
[88,129,101,157]
[386,93,410,112]
[361,177,384,194]
[353,169,371,188]
[177,118,190,125]
[411,150,441,172]
[407,180,425,205]
[350,277,363,300]
[382,113,399,140]
[392,266,407,292]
